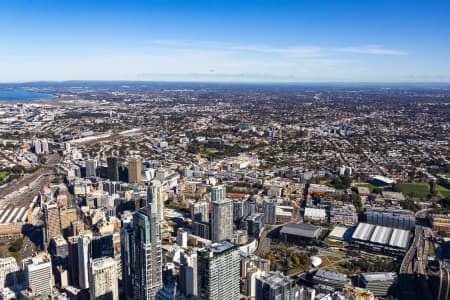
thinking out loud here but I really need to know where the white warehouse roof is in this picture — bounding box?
[369,226,393,245]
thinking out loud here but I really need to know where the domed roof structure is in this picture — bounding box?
[310,256,322,267]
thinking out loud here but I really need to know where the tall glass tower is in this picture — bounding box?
[121,204,162,300]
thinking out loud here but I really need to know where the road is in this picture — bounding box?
[254,224,283,257]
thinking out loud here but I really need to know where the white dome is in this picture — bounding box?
[310,256,322,267]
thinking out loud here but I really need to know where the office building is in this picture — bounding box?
[211,198,233,242]
[147,180,165,222]
[120,222,134,299]
[107,157,120,181]
[179,250,198,298]
[86,159,97,178]
[122,204,162,300]
[0,257,19,288]
[197,241,240,300]
[255,271,300,300]
[128,158,142,183]
[60,207,78,236]
[89,257,119,300]
[78,235,91,289]
[43,201,61,245]
[48,236,69,261]
[22,255,53,296]
[67,236,80,287]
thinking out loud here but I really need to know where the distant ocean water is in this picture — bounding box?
[0,89,55,101]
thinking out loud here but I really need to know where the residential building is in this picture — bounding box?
[197,241,240,300]
[211,198,233,242]
[191,201,209,223]
[210,185,226,202]
[263,199,277,225]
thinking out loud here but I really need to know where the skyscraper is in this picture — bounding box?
[78,235,91,289]
[107,157,120,181]
[147,180,165,222]
[211,198,233,242]
[263,199,277,225]
[86,159,97,178]
[122,204,162,300]
[67,236,80,287]
[197,241,240,300]
[191,201,209,223]
[128,158,142,183]
[41,138,49,153]
[255,271,300,300]
[32,139,42,154]
[120,222,134,299]
[22,255,53,296]
[89,257,119,300]
[43,201,61,245]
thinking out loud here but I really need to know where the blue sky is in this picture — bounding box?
[0,0,449,82]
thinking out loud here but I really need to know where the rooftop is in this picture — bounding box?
[202,240,236,254]
[258,271,293,287]
[280,222,321,239]
[361,272,397,282]
[315,269,348,282]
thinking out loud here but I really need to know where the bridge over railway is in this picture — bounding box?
[399,226,433,300]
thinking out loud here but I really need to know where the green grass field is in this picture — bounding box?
[0,171,9,180]
[437,185,450,198]
[396,182,450,198]
[396,182,430,197]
